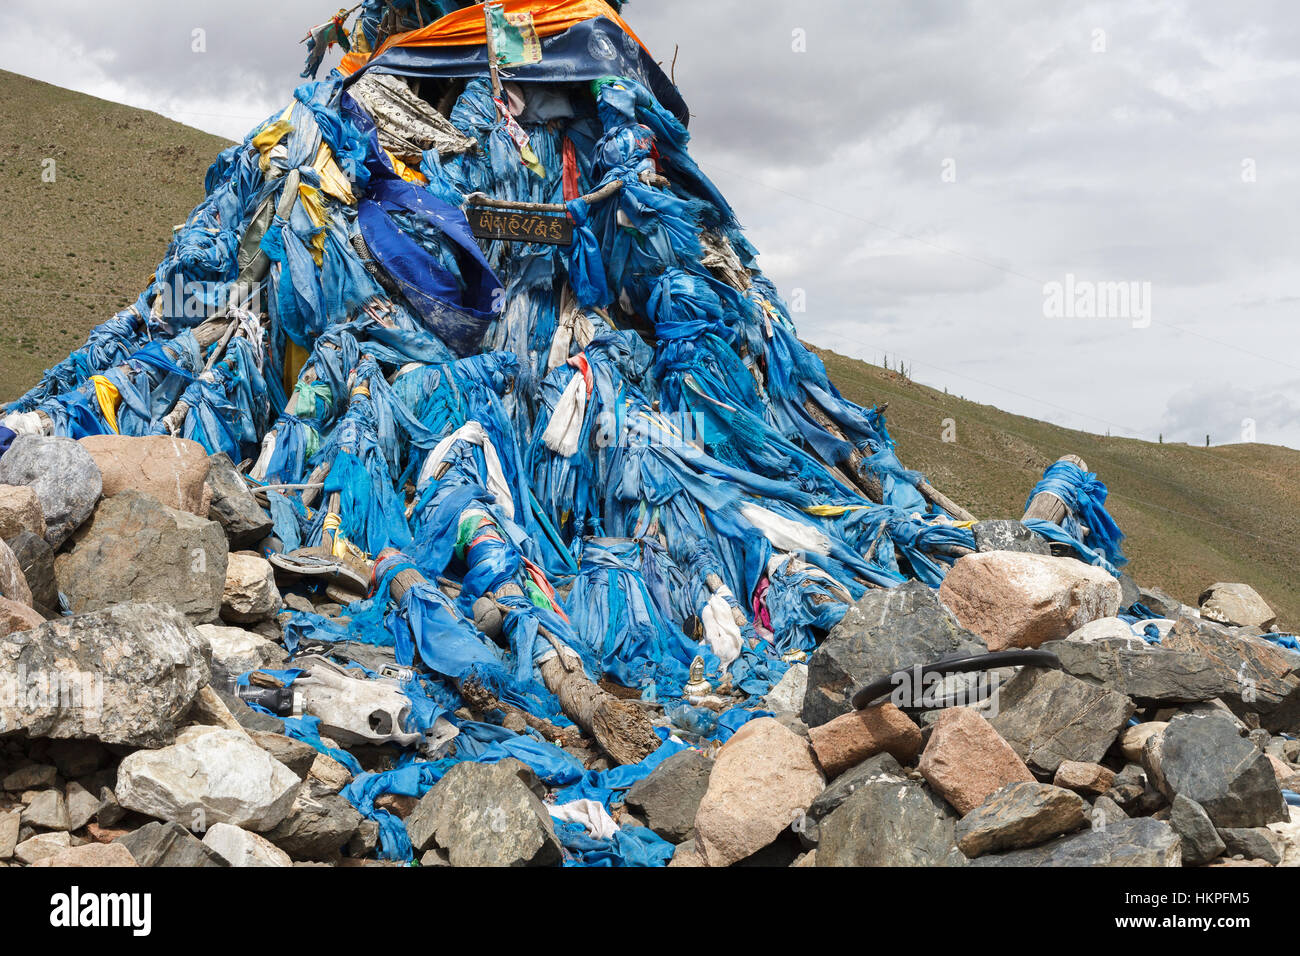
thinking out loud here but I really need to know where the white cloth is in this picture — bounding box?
[1,411,50,436]
[701,589,744,672]
[740,503,831,556]
[418,421,514,520]
[549,799,620,840]
[541,371,587,458]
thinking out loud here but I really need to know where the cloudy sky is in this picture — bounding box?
[3,0,1298,447]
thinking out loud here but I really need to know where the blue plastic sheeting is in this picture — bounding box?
[554,819,675,867]
[1024,461,1127,567]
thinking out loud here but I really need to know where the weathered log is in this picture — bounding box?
[1022,454,1087,526]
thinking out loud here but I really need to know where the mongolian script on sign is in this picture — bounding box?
[467,206,573,245]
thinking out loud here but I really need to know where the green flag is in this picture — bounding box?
[487,4,542,67]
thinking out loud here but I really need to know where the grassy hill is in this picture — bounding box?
[2,69,1295,628]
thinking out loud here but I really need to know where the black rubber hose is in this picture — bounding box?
[850,649,1062,711]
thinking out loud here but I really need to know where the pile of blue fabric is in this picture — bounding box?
[2,3,1127,866]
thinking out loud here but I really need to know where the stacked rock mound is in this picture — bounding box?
[1,0,1297,866]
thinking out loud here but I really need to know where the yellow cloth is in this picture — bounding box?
[253,109,295,173]
[284,341,310,397]
[804,503,873,517]
[383,149,429,185]
[313,142,357,205]
[90,376,121,434]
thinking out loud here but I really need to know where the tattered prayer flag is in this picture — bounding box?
[488,4,543,67]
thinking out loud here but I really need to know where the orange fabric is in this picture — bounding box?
[339,0,646,76]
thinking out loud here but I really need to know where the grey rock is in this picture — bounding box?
[0,538,31,607]
[263,792,363,861]
[215,690,284,734]
[198,624,288,684]
[0,436,102,548]
[803,581,986,727]
[22,789,68,831]
[1091,795,1128,828]
[97,787,125,827]
[1198,583,1276,630]
[989,667,1135,774]
[0,808,18,858]
[1163,611,1300,733]
[1117,572,1140,611]
[1143,714,1287,829]
[114,821,229,867]
[1169,794,1225,865]
[248,732,317,780]
[807,752,905,836]
[622,749,713,844]
[205,453,272,548]
[4,531,55,615]
[45,739,107,780]
[406,759,560,867]
[65,782,100,831]
[1106,763,1149,811]
[816,773,965,866]
[971,816,1181,866]
[347,819,379,858]
[1138,586,1183,618]
[972,520,1051,555]
[3,764,57,790]
[955,782,1089,858]
[0,603,210,748]
[1051,637,1231,704]
[1217,827,1282,864]
[55,489,228,624]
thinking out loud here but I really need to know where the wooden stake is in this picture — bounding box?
[1023,455,1087,525]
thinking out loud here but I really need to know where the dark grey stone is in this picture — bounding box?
[4,531,56,615]
[1169,794,1225,866]
[115,821,229,867]
[1217,827,1282,864]
[264,793,364,861]
[955,782,1089,858]
[622,749,713,844]
[0,436,101,548]
[970,817,1181,867]
[1051,638,1232,705]
[972,520,1051,555]
[205,453,273,548]
[816,774,964,866]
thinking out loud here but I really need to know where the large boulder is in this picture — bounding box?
[803,581,985,727]
[78,435,210,516]
[1051,637,1232,705]
[807,703,921,778]
[971,519,1051,555]
[262,792,364,861]
[989,667,1135,774]
[220,553,282,624]
[623,749,714,844]
[0,485,45,540]
[0,603,209,747]
[918,706,1034,814]
[693,717,825,867]
[970,817,1181,866]
[0,435,102,548]
[406,759,560,867]
[114,821,229,867]
[1142,714,1287,829]
[1198,583,1276,630]
[817,772,965,866]
[205,453,272,547]
[55,489,228,624]
[939,551,1121,651]
[202,822,293,867]
[115,727,302,832]
[197,623,288,682]
[0,597,43,636]
[1169,795,1226,866]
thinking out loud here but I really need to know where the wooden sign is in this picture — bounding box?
[467,206,572,245]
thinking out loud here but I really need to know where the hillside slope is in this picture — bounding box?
[1,69,1294,627]
[0,70,231,393]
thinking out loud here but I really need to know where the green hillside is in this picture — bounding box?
[2,68,1294,628]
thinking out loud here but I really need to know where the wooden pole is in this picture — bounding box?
[482,1,504,101]
[1022,455,1087,526]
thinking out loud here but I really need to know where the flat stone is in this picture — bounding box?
[1139,586,1183,618]
[29,842,138,867]
[816,773,964,866]
[939,551,1121,651]
[22,789,69,831]
[807,703,921,778]
[78,435,210,515]
[803,752,905,846]
[763,663,807,714]
[55,489,228,624]
[3,764,57,790]
[0,435,102,548]
[622,749,713,844]
[803,581,986,727]
[65,782,100,832]
[955,782,1089,858]
[0,597,43,636]
[4,531,56,614]
[13,830,72,864]
[0,603,210,748]
[1199,583,1276,630]
[1053,761,1115,797]
[970,817,1181,867]
[115,726,302,832]
[304,753,353,798]
[262,792,363,861]
[1051,637,1231,705]
[988,667,1135,774]
[1143,714,1287,829]
[693,718,825,867]
[1066,617,1141,643]
[114,821,229,867]
[202,822,293,867]
[1091,795,1128,828]
[1217,827,1282,864]
[919,706,1034,814]
[406,759,560,867]
[972,519,1051,555]
[248,732,317,779]
[0,808,20,858]
[205,453,272,547]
